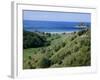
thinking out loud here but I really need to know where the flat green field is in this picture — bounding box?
[23,29,91,69]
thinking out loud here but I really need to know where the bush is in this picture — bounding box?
[50,49,72,65]
[28,56,32,60]
[50,54,61,65]
[62,42,66,47]
[77,30,86,36]
[54,45,61,52]
[70,35,77,41]
[50,63,61,68]
[37,56,51,68]
[27,61,36,69]
[62,55,74,66]
[72,45,79,52]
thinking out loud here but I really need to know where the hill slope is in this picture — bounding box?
[23,29,91,69]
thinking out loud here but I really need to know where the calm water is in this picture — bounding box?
[23,20,91,32]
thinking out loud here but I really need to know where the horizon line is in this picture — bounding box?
[23,20,91,23]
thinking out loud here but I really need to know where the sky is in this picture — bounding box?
[23,10,91,22]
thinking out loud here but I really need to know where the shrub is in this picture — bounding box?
[50,49,72,65]
[70,35,77,41]
[62,42,66,47]
[62,55,74,66]
[50,54,61,65]
[28,56,32,60]
[77,30,86,36]
[37,56,51,68]
[72,45,79,52]
[45,51,53,58]
[50,63,61,68]
[54,45,61,52]
[27,61,35,69]
[67,50,71,55]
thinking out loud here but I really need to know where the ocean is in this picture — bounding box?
[23,20,91,32]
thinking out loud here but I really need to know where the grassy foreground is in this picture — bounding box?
[23,29,91,69]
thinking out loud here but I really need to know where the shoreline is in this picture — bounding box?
[44,31,75,34]
[26,30,80,34]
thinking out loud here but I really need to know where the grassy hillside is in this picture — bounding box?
[23,29,91,69]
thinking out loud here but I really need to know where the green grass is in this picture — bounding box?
[23,29,91,69]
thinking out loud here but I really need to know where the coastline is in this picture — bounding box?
[26,29,80,34]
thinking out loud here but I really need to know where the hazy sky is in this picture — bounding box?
[23,10,91,22]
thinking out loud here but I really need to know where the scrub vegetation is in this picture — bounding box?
[23,29,91,69]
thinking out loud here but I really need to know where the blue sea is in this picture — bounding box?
[23,20,91,32]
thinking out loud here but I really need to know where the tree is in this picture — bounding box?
[23,30,50,49]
